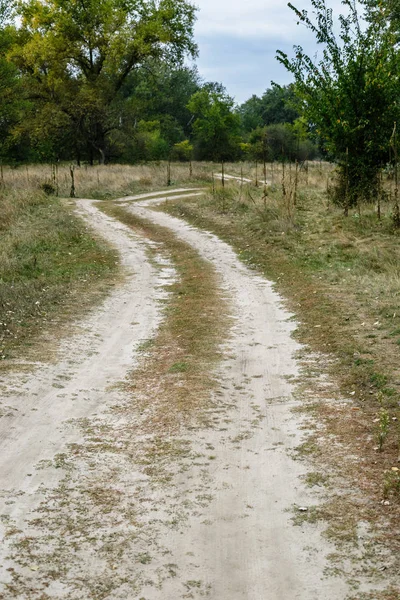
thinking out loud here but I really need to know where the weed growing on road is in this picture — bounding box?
[377,407,390,452]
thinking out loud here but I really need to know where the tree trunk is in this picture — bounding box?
[98,147,106,165]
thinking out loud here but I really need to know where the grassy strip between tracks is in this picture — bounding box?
[0,189,119,370]
[0,198,230,599]
[99,201,229,432]
[161,182,400,598]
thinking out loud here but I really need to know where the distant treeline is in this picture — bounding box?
[0,0,317,167]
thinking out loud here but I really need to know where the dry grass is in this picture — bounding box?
[0,187,119,367]
[0,162,214,200]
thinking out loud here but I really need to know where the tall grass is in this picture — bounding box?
[0,162,214,199]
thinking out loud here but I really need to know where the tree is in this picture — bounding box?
[247,123,317,163]
[0,0,22,161]
[238,95,264,133]
[171,139,193,161]
[259,85,300,126]
[12,0,197,163]
[277,0,400,206]
[187,87,241,161]
[239,85,300,134]
[122,63,201,139]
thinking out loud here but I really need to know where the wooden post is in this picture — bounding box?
[326,175,330,211]
[377,170,382,221]
[306,155,309,186]
[189,160,193,178]
[255,161,258,187]
[167,159,171,187]
[221,160,225,188]
[393,122,400,227]
[294,158,299,206]
[344,147,349,217]
[52,164,59,196]
[263,157,267,188]
[70,166,75,198]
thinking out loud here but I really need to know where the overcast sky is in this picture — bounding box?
[192,0,343,105]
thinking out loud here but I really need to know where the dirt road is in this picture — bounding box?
[0,190,352,598]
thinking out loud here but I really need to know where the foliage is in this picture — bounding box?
[0,0,318,165]
[247,123,317,162]
[187,87,241,161]
[11,0,198,163]
[0,1,22,161]
[171,140,193,161]
[238,85,300,133]
[277,0,400,206]
[122,63,201,140]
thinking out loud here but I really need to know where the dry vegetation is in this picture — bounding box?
[162,160,400,596]
[0,162,214,200]
[0,186,119,367]
[99,200,229,431]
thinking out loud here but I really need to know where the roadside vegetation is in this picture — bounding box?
[0,162,212,200]
[0,186,119,367]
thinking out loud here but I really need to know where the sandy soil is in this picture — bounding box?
[0,189,358,598]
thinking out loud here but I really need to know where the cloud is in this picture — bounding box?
[194,0,343,40]
[192,0,346,103]
[194,34,297,104]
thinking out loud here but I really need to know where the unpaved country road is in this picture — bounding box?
[0,190,354,598]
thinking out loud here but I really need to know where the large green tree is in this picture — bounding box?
[239,85,300,134]
[0,0,22,161]
[121,63,201,150]
[277,0,400,206]
[12,0,197,163]
[188,86,241,161]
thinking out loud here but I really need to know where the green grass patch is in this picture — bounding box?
[0,189,118,364]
